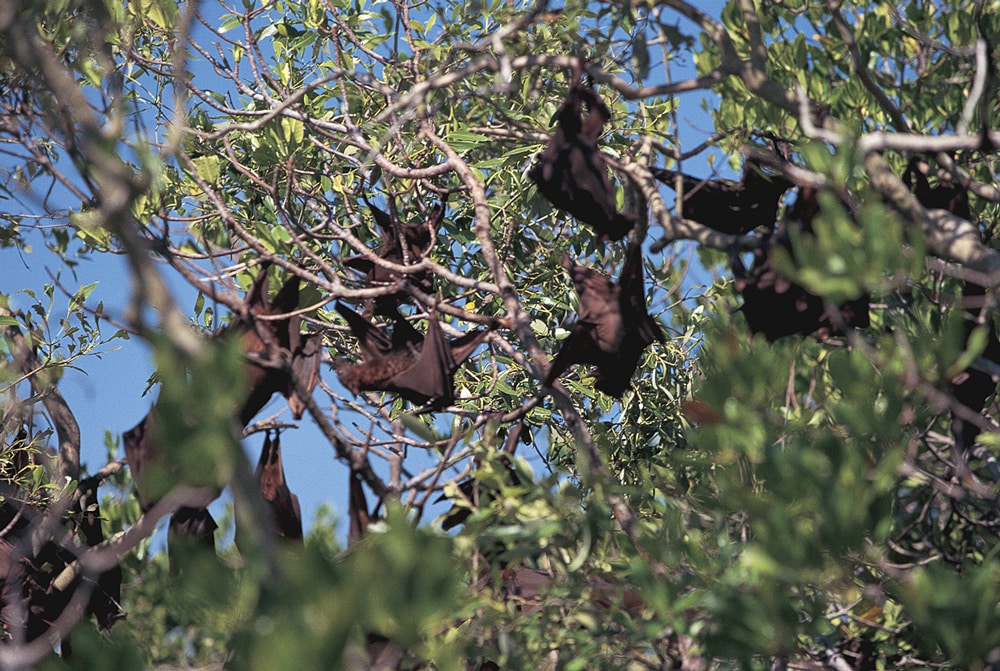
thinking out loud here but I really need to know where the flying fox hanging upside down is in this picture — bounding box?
[904,157,997,452]
[254,430,303,541]
[123,266,321,559]
[529,80,634,242]
[730,186,870,341]
[544,242,666,397]
[342,193,442,315]
[334,302,494,409]
[651,158,794,235]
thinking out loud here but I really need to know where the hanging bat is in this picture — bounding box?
[528,81,634,242]
[0,482,125,643]
[544,242,665,397]
[342,194,441,314]
[731,186,870,341]
[905,159,996,450]
[123,266,321,561]
[903,157,973,219]
[255,431,302,541]
[76,476,125,629]
[348,466,373,547]
[334,302,493,409]
[239,268,323,424]
[651,158,793,235]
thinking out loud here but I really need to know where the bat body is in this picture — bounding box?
[348,467,371,547]
[255,431,303,541]
[904,160,995,451]
[529,84,634,242]
[732,186,870,341]
[545,243,665,397]
[0,477,125,643]
[123,267,321,561]
[343,195,441,314]
[651,159,793,235]
[335,302,492,409]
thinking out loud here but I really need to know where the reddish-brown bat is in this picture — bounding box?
[123,267,321,558]
[342,194,441,314]
[529,82,634,242]
[255,431,302,541]
[334,302,493,409]
[731,186,870,341]
[651,159,793,235]
[544,242,665,397]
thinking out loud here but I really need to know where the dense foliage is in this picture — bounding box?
[1,0,999,669]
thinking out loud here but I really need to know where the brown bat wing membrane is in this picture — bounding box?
[545,243,664,397]
[255,432,303,540]
[336,302,493,408]
[529,84,633,242]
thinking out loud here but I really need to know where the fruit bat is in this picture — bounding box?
[348,466,372,547]
[903,157,973,220]
[76,476,125,629]
[343,194,441,315]
[731,186,870,341]
[255,431,302,541]
[544,242,665,397]
[334,302,493,409]
[528,82,634,242]
[905,160,996,451]
[651,158,793,235]
[240,269,323,424]
[123,266,321,559]
[0,487,124,643]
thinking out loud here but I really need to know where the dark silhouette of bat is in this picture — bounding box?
[255,431,302,541]
[905,159,995,452]
[544,242,665,397]
[651,158,793,235]
[348,467,372,547]
[0,485,125,644]
[529,81,634,242]
[334,302,493,409]
[731,186,870,341]
[343,194,441,315]
[123,266,321,562]
[75,476,125,629]
[903,157,972,220]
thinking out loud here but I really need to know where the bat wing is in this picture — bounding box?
[348,468,371,546]
[387,314,457,406]
[287,331,321,419]
[448,323,493,366]
[168,507,218,549]
[544,323,603,388]
[123,411,158,510]
[255,432,303,540]
[336,302,394,356]
[618,242,665,348]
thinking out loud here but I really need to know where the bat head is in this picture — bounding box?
[238,268,322,422]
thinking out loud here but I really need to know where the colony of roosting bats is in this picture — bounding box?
[1,69,995,668]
